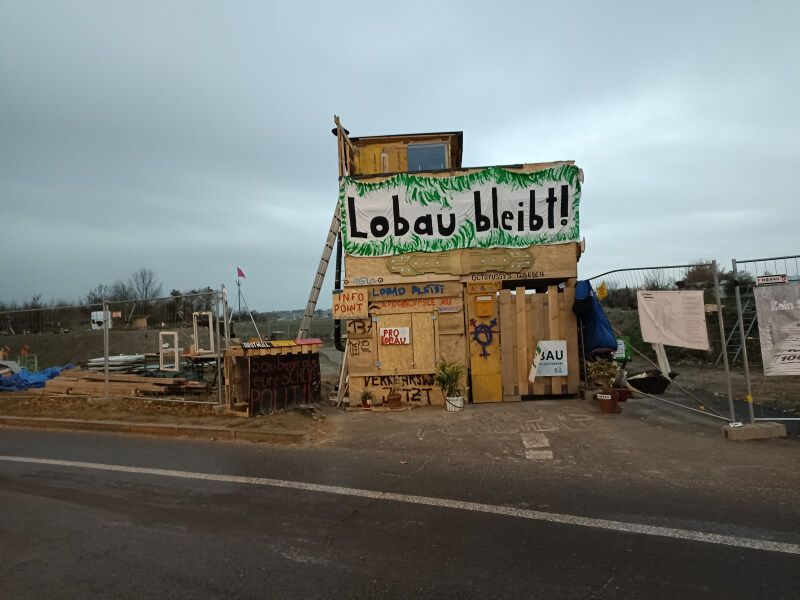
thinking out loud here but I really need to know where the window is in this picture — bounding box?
[407,142,448,172]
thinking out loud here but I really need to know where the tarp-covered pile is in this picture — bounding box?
[0,365,72,392]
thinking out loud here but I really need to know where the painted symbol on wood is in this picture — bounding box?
[470,318,498,358]
[348,339,371,356]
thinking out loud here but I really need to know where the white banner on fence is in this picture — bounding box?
[637,290,710,351]
[754,282,800,376]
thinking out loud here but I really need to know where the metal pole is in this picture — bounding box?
[712,261,736,423]
[221,285,230,349]
[732,259,756,423]
[237,279,242,324]
[214,291,223,406]
[102,300,109,401]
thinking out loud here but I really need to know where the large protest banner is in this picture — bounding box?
[339,164,580,257]
[637,290,710,351]
[754,282,800,376]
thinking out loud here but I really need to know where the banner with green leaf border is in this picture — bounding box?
[339,164,580,257]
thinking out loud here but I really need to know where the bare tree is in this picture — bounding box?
[129,267,162,300]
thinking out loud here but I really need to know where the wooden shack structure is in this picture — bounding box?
[332,119,583,406]
[224,339,323,416]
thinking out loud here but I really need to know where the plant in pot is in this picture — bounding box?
[434,360,466,412]
[359,389,375,408]
[385,375,403,408]
[586,359,621,414]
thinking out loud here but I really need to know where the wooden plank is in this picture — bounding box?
[411,312,436,372]
[467,290,502,403]
[81,373,185,385]
[548,285,563,394]
[498,289,515,397]
[515,287,529,396]
[438,333,467,367]
[373,313,414,372]
[531,293,547,396]
[564,279,580,394]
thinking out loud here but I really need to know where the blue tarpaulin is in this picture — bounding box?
[0,365,73,392]
[573,280,617,356]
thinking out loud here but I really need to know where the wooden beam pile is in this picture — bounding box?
[44,369,208,397]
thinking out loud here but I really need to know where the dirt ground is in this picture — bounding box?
[0,390,334,442]
[624,357,800,415]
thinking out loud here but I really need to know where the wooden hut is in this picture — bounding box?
[333,121,583,406]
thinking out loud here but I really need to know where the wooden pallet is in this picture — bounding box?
[44,369,207,397]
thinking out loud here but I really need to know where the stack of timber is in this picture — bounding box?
[44,368,208,397]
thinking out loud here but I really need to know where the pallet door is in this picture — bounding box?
[498,284,579,398]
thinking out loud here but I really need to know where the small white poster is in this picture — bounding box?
[754,282,800,376]
[379,327,410,345]
[528,340,568,381]
[637,290,710,351]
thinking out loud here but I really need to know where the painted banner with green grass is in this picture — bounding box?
[339,164,580,256]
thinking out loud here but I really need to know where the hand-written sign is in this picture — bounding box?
[756,274,788,286]
[332,288,369,319]
[370,296,461,314]
[248,353,321,414]
[380,327,410,345]
[340,164,581,257]
[369,282,458,299]
[363,374,435,404]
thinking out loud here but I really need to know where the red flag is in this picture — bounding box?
[236,267,245,279]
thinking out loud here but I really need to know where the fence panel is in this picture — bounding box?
[587,262,735,422]
[732,254,800,424]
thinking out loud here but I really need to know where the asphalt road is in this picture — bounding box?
[1,427,798,599]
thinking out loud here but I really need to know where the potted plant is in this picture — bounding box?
[385,375,403,409]
[586,359,621,414]
[359,389,375,408]
[434,360,466,412]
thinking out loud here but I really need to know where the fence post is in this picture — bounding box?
[102,300,110,401]
[732,259,755,424]
[712,261,736,423]
[214,291,223,406]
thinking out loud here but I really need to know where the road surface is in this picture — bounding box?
[0,427,798,599]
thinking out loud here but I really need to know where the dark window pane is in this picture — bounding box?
[407,143,447,172]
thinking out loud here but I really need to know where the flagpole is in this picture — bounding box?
[236,279,242,323]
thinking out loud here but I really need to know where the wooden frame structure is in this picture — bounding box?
[335,119,583,406]
[224,339,323,416]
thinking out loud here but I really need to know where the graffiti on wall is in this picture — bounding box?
[470,318,498,358]
[248,354,321,414]
[362,374,436,404]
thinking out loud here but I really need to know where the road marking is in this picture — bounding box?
[1,454,798,556]
[521,433,552,460]
[521,433,550,448]
[525,450,554,460]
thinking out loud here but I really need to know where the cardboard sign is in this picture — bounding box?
[637,290,710,351]
[332,288,369,319]
[528,340,568,381]
[756,274,788,286]
[754,282,800,376]
[380,327,410,345]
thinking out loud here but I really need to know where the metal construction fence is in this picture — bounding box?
[0,287,231,404]
[731,254,800,424]
[588,261,736,423]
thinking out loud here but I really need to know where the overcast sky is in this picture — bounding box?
[2,1,798,309]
